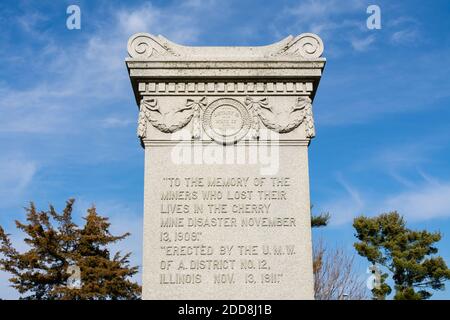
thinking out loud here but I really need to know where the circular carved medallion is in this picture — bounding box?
[202,98,250,145]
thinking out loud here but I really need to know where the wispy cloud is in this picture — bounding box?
[272,0,369,56]
[16,11,48,33]
[0,157,36,208]
[322,173,450,226]
[0,2,210,136]
[382,181,450,221]
[321,174,366,226]
[321,135,450,225]
[351,34,376,51]
[100,116,134,128]
[387,15,420,45]
[391,28,419,44]
[0,84,75,133]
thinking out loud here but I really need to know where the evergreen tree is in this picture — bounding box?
[0,199,141,300]
[311,212,330,228]
[353,211,450,300]
[311,205,330,228]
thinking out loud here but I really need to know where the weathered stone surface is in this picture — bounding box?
[126,33,326,299]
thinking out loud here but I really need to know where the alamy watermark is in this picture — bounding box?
[366,264,382,290]
[169,128,281,176]
[66,5,81,30]
[67,264,82,289]
[367,5,382,30]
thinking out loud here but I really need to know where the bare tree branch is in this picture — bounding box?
[313,239,368,300]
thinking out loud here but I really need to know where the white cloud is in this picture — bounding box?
[387,16,417,28]
[387,15,420,45]
[100,116,134,128]
[321,174,450,226]
[368,139,449,222]
[351,34,376,51]
[382,182,450,221]
[16,11,48,33]
[0,157,36,205]
[182,0,218,9]
[288,0,364,22]
[0,2,207,135]
[320,174,365,226]
[0,84,75,133]
[321,136,450,226]
[116,2,201,44]
[0,156,37,298]
[391,28,418,45]
[273,0,367,55]
[0,270,18,299]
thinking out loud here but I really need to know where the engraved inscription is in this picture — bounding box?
[211,105,243,137]
[157,176,296,286]
[202,98,251,145]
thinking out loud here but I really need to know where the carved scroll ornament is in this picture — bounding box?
[128,33,324,60]
[128,33,179,59]
[272,33,324,59]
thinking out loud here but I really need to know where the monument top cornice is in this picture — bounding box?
[126,33,326,102]
[125,33,328,129]
[126,33,325,61]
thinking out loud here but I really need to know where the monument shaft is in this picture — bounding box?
[126,33,326,299]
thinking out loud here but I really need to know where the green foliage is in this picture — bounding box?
[311,205,330,228]
[353,211,450,300]
[0,199,141,300]
[311,212,331,228]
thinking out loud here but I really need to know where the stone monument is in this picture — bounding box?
[126,33,326,299]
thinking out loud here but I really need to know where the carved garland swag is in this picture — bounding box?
[137,96,315,141]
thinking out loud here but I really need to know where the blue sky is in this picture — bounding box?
[0,0,449,299]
